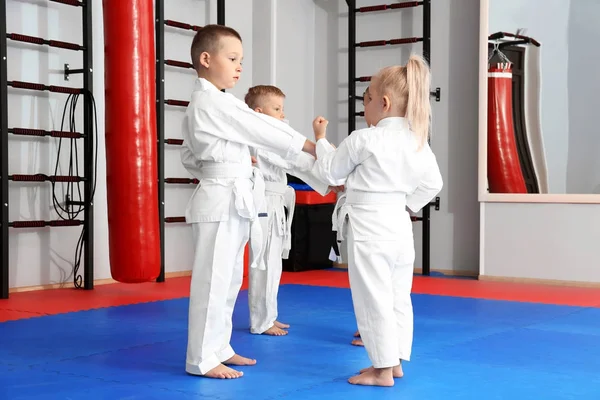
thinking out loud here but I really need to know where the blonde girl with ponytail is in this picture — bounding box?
[312,54,443,387]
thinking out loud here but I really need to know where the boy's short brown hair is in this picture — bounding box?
[190,24,242,71]
[244,85,286,110]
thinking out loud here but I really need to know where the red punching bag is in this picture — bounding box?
[487,64,528,193]
[102,0,160,282]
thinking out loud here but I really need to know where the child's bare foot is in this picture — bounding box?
[264,325,288,336]
[224,354,257,366]
[202,364,243,379]
[348,367,394,387]
[359,364,403,378]
[351,331,364,346]
[274,320,290,329]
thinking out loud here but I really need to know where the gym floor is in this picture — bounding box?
[1,269,600,399]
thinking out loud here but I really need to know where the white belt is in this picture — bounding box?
[262,182,296,261]
[346,190,406,206]
[332,192,347,243]
[264,181,288,195]
[198,162,267,270]
[281,186,296,258]
[197,162,253,180]
[332,190,406,242]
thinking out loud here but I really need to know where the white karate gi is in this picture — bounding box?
[315,117,443,368]
[180,78,309,375]
[248,147,333,334]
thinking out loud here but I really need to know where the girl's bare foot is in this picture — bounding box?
[202,364,243,379]
[359,364,403,378]
[224,354,257,366]
[351,331,364,346]
[274,320,290,329]
[348,367,394,387]
[264,325,288,336]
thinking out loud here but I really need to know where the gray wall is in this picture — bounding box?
[426,0,481,274]
[481,202,600,283]
[567,0,600,194]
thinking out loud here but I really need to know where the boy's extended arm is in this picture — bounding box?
[191,93,314,161]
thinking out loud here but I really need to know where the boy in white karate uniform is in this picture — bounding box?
[313,54,443,387]
[180,24,322,380]
[243,85,343,336]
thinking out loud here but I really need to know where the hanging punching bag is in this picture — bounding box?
[102,0,160,282]
[487,65,528,193]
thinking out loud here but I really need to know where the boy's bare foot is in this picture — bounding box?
[359,364,403,378]
[224,354,257,366]
[202,364,243,379]
[354,330,360,337]
[348,367,394,387]
[264,325,288,336]
[274,320,290,329]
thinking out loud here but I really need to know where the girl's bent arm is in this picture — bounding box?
[314,134,367,184]
[406,153,443,213]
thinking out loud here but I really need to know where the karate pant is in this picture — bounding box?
[185,210,249,375]
[248,194,285,334]
[347,222,415,368]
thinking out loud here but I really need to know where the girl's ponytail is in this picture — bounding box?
[406,54,431,149]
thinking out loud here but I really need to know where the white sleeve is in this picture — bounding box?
[287,153,330,196]
[291,143,347,196]
[258,150,332,196]
[191,93,307,161]
[181,145,203,180]
[255,148,294,170]
[314,133,369,184]
[406,151,443,213]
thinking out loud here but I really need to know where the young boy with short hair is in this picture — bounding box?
[181,24,321,380]
[243,85,343,336]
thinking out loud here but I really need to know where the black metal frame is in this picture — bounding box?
[421,0,433,276]
[155,0,226,282]
[217,0,225,25]
[82,0,94,290]
[0,0,8,299]
[346,0,441,276]
[0,0,94,299]
[348,1,356,135]
[489,31,541,50]
[155,0,166,283]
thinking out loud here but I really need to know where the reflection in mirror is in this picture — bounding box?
[486,0,600,195]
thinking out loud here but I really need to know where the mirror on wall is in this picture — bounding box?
[481,0,600,196]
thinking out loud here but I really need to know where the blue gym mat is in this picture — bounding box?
[1,285,599,399]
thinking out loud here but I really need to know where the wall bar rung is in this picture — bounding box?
[7,33,82,51]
